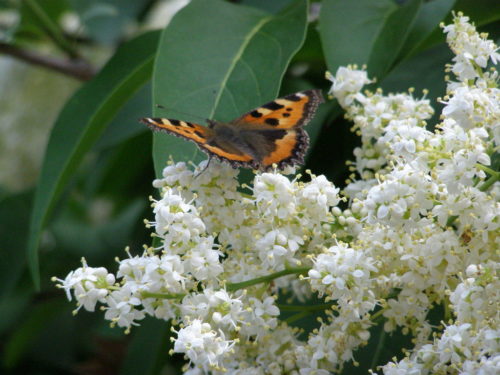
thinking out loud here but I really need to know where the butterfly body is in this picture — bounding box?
[141,89,324,171]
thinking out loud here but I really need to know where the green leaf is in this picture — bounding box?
[455,0,500,25]
[95,83,151,150]
[51,199,146,258]
[69,0,151,45]
[320,0,396,73]
[411,0,500,54]
[0,290,32,336]
[342,322,413,374]
[3,299,68,368]
[27,31,160,289]
[240,0,293,13]
[151,0,309,176]
[398,0,456,59]
[0,191,33,298]
[14,0,68,45]
[119,318,171,375]
[367,0,422,79]
[381,43,452,126]
[319,0,422,80]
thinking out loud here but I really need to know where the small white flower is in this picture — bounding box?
[239,295,280,338]
[55,259,114,312]
[153,189,206,251]
[173,319,235,370]
[104,284,145,329]
[443,14,500,81]
[326,66,372,107]
[181,288,243,331]
[253,172,296,218]
[153,161,194,189]
[308,243,377,317]
[183,237,223,281]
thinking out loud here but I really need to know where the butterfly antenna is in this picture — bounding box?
[154,104,207,123]
[194,157,212,178]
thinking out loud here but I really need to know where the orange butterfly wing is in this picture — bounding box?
[232,89,324,130]
[140,118,254,165]
[230,89,323,169]
[260,129,309,168]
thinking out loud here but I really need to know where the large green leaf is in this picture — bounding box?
[0,191,32,298]
[3,299,69,368]
[381,43,452,126]
[69,0,151,45]
[151,0,309,175]
[14,0,68,44]
[95,83,151,150]
[319,0,422,80]
[119,318,171,375]
[367,0,421,78]
[27,31,160,288]
[413,0,500,54]
[398,0,456,59]
[240,0,293,13]
[455,0,500,26]
[319,0,396,73]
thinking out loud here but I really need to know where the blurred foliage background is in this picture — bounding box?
[0,0,498,374]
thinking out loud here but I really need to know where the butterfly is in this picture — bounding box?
[140,89,324,171]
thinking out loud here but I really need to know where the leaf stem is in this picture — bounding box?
[141,291,186,300]
[226,266,310,292]
[479,173,500,192]
[139,267,310,300]
[0,41,95,81]
[370,329,386,369]
[370,308,386,323]
[284,310,310,324]
[24,0,80,58]
[475,163,499,191]
[475,164,498,176]
[278,303,335,312]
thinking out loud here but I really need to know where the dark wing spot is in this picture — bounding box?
[285,94,302,102]
[185,122,195,128]
[262,129,287,142]
[283,113,290,117]
[250,110,262,118]
[194,130,206,139]
[170,119,181,126]
[286,107,293,111]
[262,101,284,110]
[265,118,280,126]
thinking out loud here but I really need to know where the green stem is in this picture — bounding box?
[446,215,459,227]
[370,329,386,369]
[443,299,451,321]
[475,163,499,192]
[226,267,310,292]
[24,0,80,58]
[370,308,386,323]
[278,303,335,312]
[479,173,500,192]
[141,291,186,300]
[284,310,310,324]
[476,164,498,176]
[139,267,310,300]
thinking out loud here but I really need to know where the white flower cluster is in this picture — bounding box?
[382,263,500,375]
[324,13,499,375]
[55,14,499,374]
[55,160,345,372]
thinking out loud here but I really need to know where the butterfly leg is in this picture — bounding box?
[194,156,213,178]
